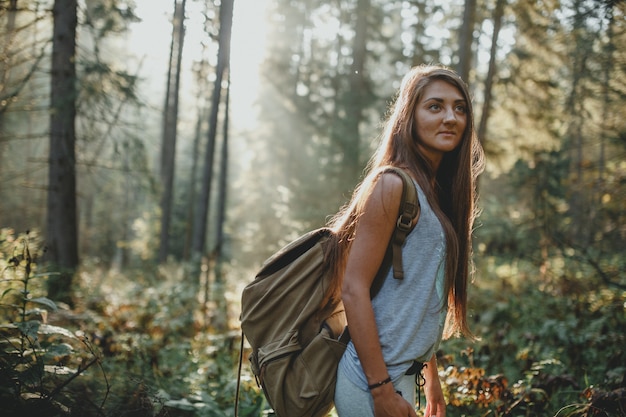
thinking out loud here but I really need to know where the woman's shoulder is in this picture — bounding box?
[372,166,421,198]
[365,169,405,218]
[371,165,413,185]
[371,168,404,193]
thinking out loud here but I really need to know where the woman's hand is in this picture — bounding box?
[423,355,446,417]
[371,384,418,417]
[423,386,446,417]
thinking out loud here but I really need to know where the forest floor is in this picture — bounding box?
[1,238,625,416]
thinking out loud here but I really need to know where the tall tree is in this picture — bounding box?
[183,54,210,261]
[206,75,231,336]
[0,0,18,180]
[341,0,370,183]
[74,0,142,267]
[457,0,477,81]
[47,0,78,304]
[158,0,187,263]
[191,0,234,260]
[1,0,50,230]
[563,0,598,244]
[598,0,616,183]
[477,0,506,144]
[214,75,230,279]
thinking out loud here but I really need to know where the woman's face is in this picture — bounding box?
[413,79,467,169]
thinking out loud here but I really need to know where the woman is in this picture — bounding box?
[327,64,484,417]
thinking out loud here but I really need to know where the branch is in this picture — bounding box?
[577,250,626,291]
[45,355,100,400]
[553,234,626,290]
[0,41,49,115]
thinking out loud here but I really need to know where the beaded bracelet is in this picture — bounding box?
[367,376,392,390]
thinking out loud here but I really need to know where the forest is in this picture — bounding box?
[0,0,625,416]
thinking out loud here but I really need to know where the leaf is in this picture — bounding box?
[16,321,40,339]
[1,287,17,299]
[39,324,76,339]
[45,342,74,359]
[29,297,58,311]
[44,365,77,375]
[25,308,48,319]
[164,398,196,411]
[31,272,61,279]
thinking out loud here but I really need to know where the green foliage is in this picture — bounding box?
[67,262,268,416]
[438,253,626,417]
[82,0,141,37]
[0,229,105,417]
[2,227,624,416]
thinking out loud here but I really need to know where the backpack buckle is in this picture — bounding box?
[396,213,412,232]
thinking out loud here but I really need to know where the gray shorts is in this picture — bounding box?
[334,365,416,417]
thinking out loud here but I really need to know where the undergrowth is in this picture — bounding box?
[1,228,624,416]
[0,230,108,416]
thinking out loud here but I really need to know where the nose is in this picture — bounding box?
[443,107,457,124]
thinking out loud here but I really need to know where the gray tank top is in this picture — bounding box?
[338,181,448,389]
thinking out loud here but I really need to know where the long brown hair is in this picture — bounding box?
[324,64,484,339]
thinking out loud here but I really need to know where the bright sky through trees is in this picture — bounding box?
[126,0,270,130]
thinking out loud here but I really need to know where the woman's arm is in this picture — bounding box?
[423,354,446,417]
[341,173,417,417]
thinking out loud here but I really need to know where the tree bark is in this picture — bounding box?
[343,0,369,182]
[0,0,19,186]
[214,75,230,283]
[158,0,187,263]
[477,0,505,144]
[191,0,234,259]
[210,76,230,332]
[599,3,615,182]
[47,0,78,304]
[457,0,477,82]
[566,0,589,244]
[183,102,205,261]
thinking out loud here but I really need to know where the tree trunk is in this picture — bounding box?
[566,0,589,244]
[477,0,505,144]
[343,0,369,183]
[191,0,234,260]
[47,0,78,305]
[214,75,230,283]
[210,75,230,332]
[457,0,477,82]
[158,0,187,263]
[0,0,19,186]
[183,103,205,261]
[599,3,615,182]
[183,42,210,261]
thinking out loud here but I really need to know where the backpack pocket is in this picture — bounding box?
[259,328,348,417]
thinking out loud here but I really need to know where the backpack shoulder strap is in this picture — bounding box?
[234,331,244,417]
[381,166,420,280]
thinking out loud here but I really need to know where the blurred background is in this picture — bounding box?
[0,0,624,416]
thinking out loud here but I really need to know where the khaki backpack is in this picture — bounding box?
[236,167,419,417]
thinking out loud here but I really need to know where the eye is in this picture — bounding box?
[455,104,467,114]
[428,103,441,111]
